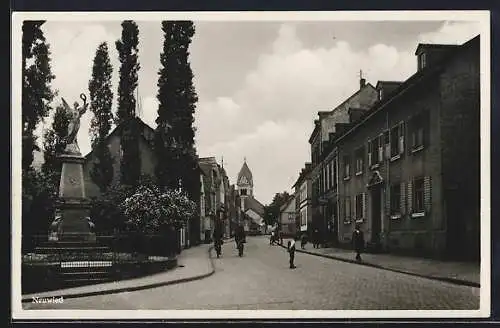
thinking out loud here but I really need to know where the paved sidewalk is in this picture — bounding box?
[22,243,215,302]
[279,240,480,287]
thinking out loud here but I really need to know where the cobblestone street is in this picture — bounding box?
[24,236,480,311]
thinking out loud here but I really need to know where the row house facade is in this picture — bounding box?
[292,163,313,236]
[279,196,297,237]
[324,35,480,260]
[198,157,231,243]
[307,78,379,244]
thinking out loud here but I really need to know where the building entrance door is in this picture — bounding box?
[371,186,382,245]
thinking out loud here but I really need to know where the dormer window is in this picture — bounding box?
[418,53,427,70]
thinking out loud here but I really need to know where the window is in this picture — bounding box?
[355,193,365,221]
[410,111,428,152]
[288,213,295,221]
[390,122,405,159]
[355,147,364,175]
[390,183,401,218]
[329,163,333,189]
[333,159,338,190]
[312,143,320,164]
[300,184,307,203]
[326,165,330,191]
[413,177,425,214]
[378,89,383,100]
[368,137,381,168]
[301,208,307,227]
[384,130,390,159]
[343,155,351,179]
[419,53,427,70]
[344,196,351,223]
[377,134,384,162]
[240,189,247,196]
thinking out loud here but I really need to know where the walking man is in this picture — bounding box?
[300,233,307,249]
[287,236,297,269]
[313,229,320,248]
[352,224,365,261]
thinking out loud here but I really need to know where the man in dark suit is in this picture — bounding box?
[352,224,365,261]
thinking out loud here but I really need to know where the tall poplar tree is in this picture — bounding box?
[116,20,141,186]
[154,21,199,203]
[42,104,71,186]
[88,42,114,191]
[22,20,56,171]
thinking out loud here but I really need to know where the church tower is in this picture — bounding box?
[237,158,253,211]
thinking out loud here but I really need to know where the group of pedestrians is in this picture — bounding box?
[213,224,247,258]
[214,223,366,270]
[286,224,365,269]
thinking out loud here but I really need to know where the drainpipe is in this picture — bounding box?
[383,107,390,250]
[335,148,340,246]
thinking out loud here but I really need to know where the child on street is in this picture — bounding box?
[287,237,297,269]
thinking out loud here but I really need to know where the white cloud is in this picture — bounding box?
[418,21,480,44]
[29,20,482,204]
[194,22,480,204]
[195,23,417,203]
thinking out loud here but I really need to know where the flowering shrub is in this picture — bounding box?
[89,174,159,234]
[120,185,196,233]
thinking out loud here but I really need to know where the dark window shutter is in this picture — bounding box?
[362,193,367,220]
[400,182,406,215]
[424,176,432,213]
[368,140,372,167]
[407,181,413,214]
[353,196,356,220]
[399,122,405,155]
[341,198,345,221]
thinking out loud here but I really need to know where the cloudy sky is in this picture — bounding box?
[31,17,481,205]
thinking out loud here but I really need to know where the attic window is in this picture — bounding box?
[378,89,383,100]
[418,53,427,70]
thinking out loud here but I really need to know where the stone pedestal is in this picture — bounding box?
[51,153,96,242]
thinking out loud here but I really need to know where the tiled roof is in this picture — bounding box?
[237,161,253,186]
[244,197,265,216]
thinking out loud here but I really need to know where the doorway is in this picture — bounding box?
[371,186,382,244]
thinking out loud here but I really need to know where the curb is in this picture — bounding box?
[278,244,479,288]
[22,246,216,303]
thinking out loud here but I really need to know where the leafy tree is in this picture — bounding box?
[116,20,141,186]
[22,20,56,171]
[22,169,58,252]
[41,104,71,186]
[264,191,291,227]
[88,42,114,191]
[115,20,140,124]
[154,21,199,204]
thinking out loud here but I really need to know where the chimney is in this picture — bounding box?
[360,77,366,89]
